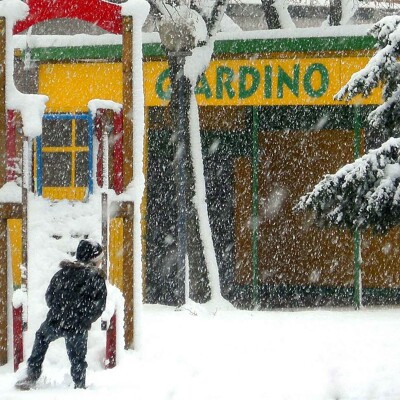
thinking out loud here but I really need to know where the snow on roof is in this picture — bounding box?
[216,23,371,40]
[235,0,400,7]
[11,23,372,51]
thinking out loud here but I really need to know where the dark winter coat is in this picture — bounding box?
[45,260,107,332]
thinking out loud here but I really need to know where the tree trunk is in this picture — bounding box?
[329,0,342,26]
[168,54,211,305]
[261,0,282,29]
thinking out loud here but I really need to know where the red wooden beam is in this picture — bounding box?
[95,109,105,188]
[105,313,116,369]
[7,110,17,183]
[13,0,122,35]
[113,111,123,195]
[13,305,23,371]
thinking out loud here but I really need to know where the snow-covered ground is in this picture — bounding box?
[0,196,398,399]
[2,300,400,399]
[1,194,400,400]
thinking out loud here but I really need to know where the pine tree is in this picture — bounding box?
[295,15,400,234]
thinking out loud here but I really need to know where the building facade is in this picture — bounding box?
[12,31,400,309]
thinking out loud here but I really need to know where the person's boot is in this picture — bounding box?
[74,382,86,389]
[15,376,38,391]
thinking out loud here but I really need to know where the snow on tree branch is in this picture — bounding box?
[296,15,400,235]
[335,15,400,103]
[295,137,400,233]
[206,0,229,39]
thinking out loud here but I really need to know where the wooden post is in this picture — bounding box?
[123,202,134,349]
[122,16,134,190]
[121,15,135,350]
[0,18,6,189]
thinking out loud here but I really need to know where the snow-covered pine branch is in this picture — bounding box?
[295,137,400,233]
[335,15,400,104]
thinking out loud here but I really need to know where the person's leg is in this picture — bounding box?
[65,330,88,389]
[26,320,59,380]
[15,320,59,390]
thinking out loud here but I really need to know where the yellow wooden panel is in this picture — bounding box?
[109,217,124,290]
[42,187,87,201]
[144,56,381,107]
[8,219,22,289]
[38,56,382,110]
[39,63,123,112]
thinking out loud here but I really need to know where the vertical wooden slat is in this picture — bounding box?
[8,219,22,288]
[122,16,135,349]
[123,202,134,349]
[122,16,133,190]
[105,109,114,190]
[13,304,23,371]
[113,111,123,194]
[0,18,6,189]
[95,109,104,188]
[109,217,124,289]
[9,219,24,370]
[110,201,134,349]
[7,110,17,182]
[0,18,7,365]
[105,313,117,369]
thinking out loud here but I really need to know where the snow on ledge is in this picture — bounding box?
[0,181,22,203]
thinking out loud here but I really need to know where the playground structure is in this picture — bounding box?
[3,0,400,376]
[0,0,148,370]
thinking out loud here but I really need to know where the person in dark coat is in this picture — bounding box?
[15,239,107,391]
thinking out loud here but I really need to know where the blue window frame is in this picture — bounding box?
[36,113,94,199]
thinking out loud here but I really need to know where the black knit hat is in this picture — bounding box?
[76,239,103,262]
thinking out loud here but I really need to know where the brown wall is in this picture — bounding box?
[362,228,400,288]
[234,129,357,287]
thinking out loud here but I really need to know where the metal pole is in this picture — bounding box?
[353,105,362,309]
[251,107,260,308]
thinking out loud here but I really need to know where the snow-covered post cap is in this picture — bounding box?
[7,92,49,138]
[0,0,28,22]
[88,99,122,118]
[121,0,150,25]
[0,0,48,138]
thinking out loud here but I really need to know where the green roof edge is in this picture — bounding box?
[26,35,376,62]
